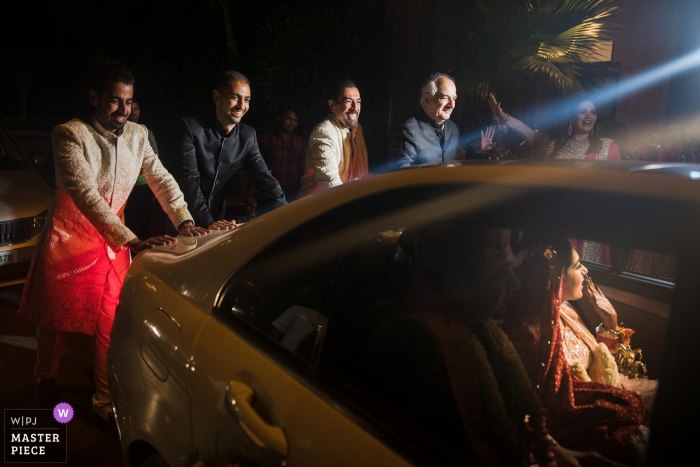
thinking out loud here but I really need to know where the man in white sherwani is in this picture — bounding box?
[299,79,369,196]
[19,61,212,429]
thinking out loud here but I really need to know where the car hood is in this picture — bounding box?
[0,169,53,221]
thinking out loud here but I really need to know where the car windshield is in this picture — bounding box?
[0,128,31,170]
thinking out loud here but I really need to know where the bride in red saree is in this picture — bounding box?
[502,239,649,465]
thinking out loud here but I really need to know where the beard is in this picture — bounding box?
[107,112,127,130]
[344,112,359,129]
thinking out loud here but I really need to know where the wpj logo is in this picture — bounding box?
[4,406,69,463]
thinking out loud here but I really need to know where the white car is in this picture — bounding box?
[0,125,52,287]
[109,162,697,466]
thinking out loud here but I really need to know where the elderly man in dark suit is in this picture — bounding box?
[389,73,460,169]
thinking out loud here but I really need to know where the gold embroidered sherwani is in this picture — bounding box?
[19,118,191,334]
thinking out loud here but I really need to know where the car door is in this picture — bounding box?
[187,242,412,466]
[185,186,473,466]
[110,263,211,465]
[184,183,536,466]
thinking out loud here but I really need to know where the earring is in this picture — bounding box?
[590,128,595,138]
[567,121,573,136]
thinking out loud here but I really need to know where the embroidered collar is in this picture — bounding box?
[89,116,126,139]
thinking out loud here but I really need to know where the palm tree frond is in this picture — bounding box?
[511,55,582,94]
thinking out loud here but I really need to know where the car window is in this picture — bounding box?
[318,187,689,465]
[217,185,685,466]
[320,217,679,465]
[624,248,676,281]
[572,239,677,282]
[0,129,31,170]
[214,184,470,367]
[571,238,612,266]
[214,247,338,364]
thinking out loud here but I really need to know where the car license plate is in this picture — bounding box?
[0,250,19,266]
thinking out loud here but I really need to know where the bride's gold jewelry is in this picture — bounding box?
[596,323,621,339]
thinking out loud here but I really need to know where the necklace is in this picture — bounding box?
[556,138,590,159]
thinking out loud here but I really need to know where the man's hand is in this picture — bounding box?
[208,220,237,231]
[553,445,627,467]
[178,221,210,237]
[128,236,177,253]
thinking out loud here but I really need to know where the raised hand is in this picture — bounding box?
[480,126,497,152]
[487,93,507,121]
[584,276,618,330]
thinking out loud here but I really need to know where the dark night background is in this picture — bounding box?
[2,0,700,172]
[0,0,392,170]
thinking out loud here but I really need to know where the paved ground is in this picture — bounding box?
[0,283,123,466]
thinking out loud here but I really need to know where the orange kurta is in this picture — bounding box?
[19,118,191,335]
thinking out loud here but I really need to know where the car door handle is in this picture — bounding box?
[227,381,288,456]
[143,309,180,355]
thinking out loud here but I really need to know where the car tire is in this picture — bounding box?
[140,453,169,467]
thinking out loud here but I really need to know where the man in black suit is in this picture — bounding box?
[389,73,460,169]
[168,71,286,230]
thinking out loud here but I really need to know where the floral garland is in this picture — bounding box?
[468,318,557,466]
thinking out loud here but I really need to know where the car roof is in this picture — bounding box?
[153,162,700,258]
[368,162,700,204]
[414,158,700,178]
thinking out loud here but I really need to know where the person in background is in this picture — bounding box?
[125,100,161,240]
[19,61,207,430]
[247,106,307,211]
[389,73,460,168]
[299,79,369,195]
[472,93,542,160]
[482,94,620,161]
[545,97,620,160]
[168,70,286,230]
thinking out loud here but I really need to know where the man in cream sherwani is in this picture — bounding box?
[299,79,369,195]
[19,61,210,429]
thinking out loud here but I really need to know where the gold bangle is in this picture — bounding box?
[596,324,620,340]
[602,323,621,333]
